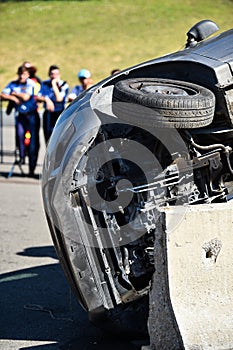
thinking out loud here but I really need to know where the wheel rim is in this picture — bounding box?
[130,82,197,96]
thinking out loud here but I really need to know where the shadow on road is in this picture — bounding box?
[0,246,147,349]
[0,170,41,180]
[17,246,58,260]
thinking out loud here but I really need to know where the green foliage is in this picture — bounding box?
[0,0,232,89]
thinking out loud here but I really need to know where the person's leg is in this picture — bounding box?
[35,111,40,163]
[43,110,61,144]
[43,110,50,144]
[15,116,26,162]
[50,111,62,135]
[28,112,40,175]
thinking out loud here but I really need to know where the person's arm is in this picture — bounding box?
[37,83,55,112]
[7,80,34,102]
[51,78,64,102]
[36,95,55,112]
[68,94,75,102]
[67,85,78,102]
[0,92,20,104]
[11,90,30,101]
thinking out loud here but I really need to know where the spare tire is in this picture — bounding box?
[112,78,215,128]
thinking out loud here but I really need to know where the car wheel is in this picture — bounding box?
[112,78,215,128]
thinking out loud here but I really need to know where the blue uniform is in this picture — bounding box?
[2,79,37,113]
[38,79,69,142]
[38,79,69,112]
[68,85,83,100]
[2,78,40,175]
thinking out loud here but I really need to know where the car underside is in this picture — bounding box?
[42,21,233,337]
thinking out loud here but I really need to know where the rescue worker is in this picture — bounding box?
[37,65,69,143]
[1,65,40,177]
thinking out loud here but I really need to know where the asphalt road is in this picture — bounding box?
[0,112,148,349]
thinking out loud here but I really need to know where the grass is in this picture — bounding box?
[0,0,232,89]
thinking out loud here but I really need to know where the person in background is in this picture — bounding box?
[22,61,33,69]
[27,66,41,94]
[111,68,121,75]
[5,61,41,115]
[0,65,40,177]
[22,61,41,107]
[68,68,93,102]
[37,64,69,143]
[22,61,41,85]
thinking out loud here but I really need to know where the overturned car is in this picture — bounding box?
[42,20,233,337]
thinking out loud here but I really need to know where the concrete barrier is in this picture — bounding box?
[145,202,233,350]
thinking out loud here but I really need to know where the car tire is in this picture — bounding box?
[112,78,215,128]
